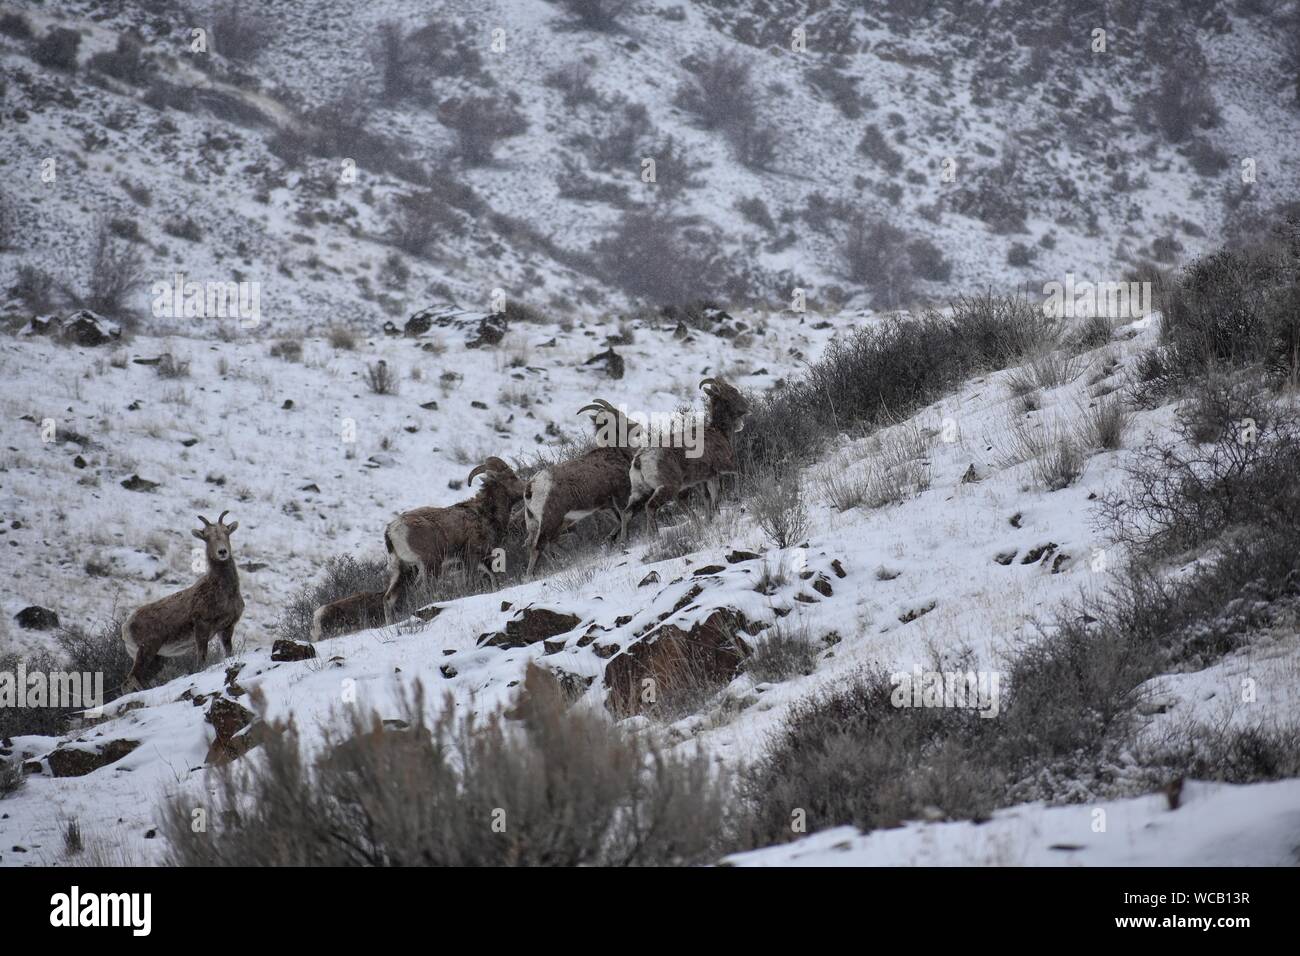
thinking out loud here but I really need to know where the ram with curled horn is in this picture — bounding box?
[522,397,648,576]
[381,457,524,623]
[621,377,750,540]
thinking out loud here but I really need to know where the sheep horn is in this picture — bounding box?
[197,514,212,528]
[217,510,230,526]
[699,377,719,391]
[578,397,620,416]
[468,457,512,485]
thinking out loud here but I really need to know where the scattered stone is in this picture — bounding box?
[120,474,159,492]
[14,606,58,630]
[271,639,317,662]
[45,739,140,778]
[1021,542,1058,565]
[725,550,761,564]
[899,600,937,624]
[478,606,582,649]
[994,551,1017,565]
[73,455,86,469]
[693,564,726,576]
[638,571,660,587]
[960,463,979,484]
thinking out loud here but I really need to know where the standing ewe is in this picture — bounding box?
[382,457,524,623]
[621,378,749,539]
[524,398,644,576]
[121,512,245,691]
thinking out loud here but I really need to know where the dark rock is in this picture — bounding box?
[466,313,507,349]
[1021,542,1058,564]
[960,463,979,484]
[15,606,58,630]
[638,571,660,587]
[604,608,752,718]
[271,639,317,662]
[46,739,139,777]
[478,607,582,649]
[811,577,833,597]
[994,551,1017,565]
[58,310,121,347]
[830,559,847,578]
[73,455,87,469]
[121,474,159,492]
[693,564,726,576]
[725,550,761,564]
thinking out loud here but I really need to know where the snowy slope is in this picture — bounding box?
[5,312,1300,866]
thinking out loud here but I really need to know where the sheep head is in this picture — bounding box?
[192,510,238,563]
[699,378,750,433]
[468,457,524,500]
[577,398,643,449]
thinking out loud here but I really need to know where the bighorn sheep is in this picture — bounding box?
[382,457,523,623]
[311,589,386,642]
[121,512,245,691]
[621,378,749,539]
[523,398,643,576]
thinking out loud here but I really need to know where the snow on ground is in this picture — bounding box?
[726,778,1300,867]
[4,308,1300,867]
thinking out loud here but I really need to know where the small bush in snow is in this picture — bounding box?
[83,220,145,323]
[33,27,81,72]
[364,361,399,395]
[211,3,271,63]
[744,622,820,684]
[0,757,23,799]
[748,464,809,549]
[438,95,529,167]
[11,264,57,314]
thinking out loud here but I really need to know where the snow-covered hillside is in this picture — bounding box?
[2,0,1299,325]
[4,309,1300,866]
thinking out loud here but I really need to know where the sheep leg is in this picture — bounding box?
[193,625,210,666]
[218,625,235,657]
[125,647,159,692]
[383,558,405,625]
[705,478,720,514]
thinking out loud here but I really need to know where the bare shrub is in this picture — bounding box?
[0,757,22,799]
[1098,391,1299,559]
[212,3,272,63]
[675,51,776,167]
[1004,349,1084,394]
[156,352,191,379]
[164,674,737,865]
[593,208,728,306]
[11,264,57,314]
[744,622,820,684]
[84,220,145,322]
[327,324,357,350]
[34,27,81,72]
[1076,395,1131,451]
[437,95,529,166]
[748,464,809,548]
[88,33,151,86]
[388,190,462,257]
[841,217,913,309]
[364,360,399,395]
[1158,233,1300,384]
